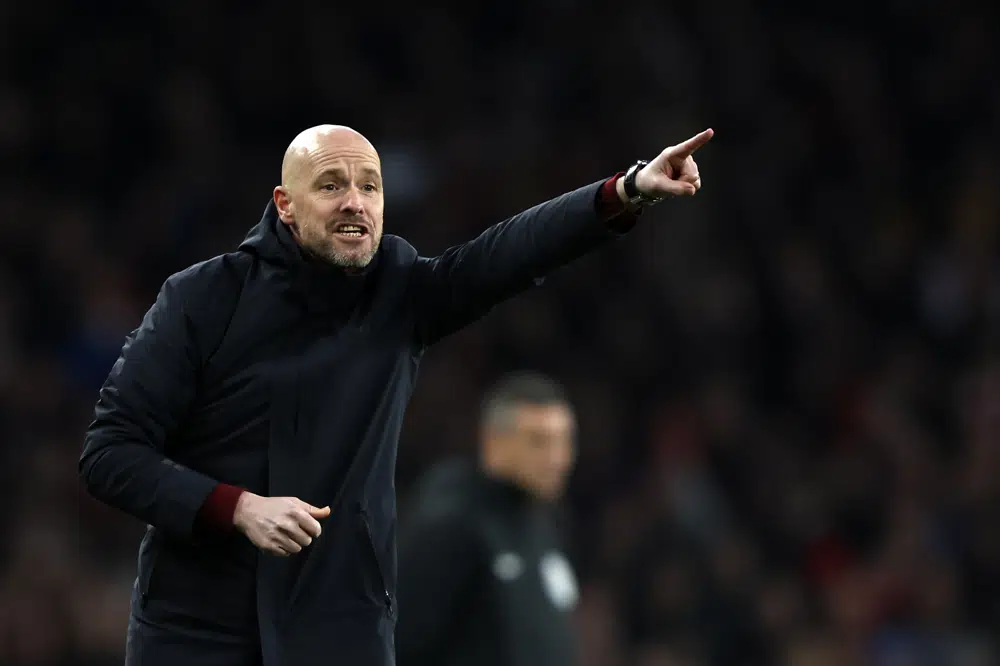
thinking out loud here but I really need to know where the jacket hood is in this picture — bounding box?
[238,199,293,266]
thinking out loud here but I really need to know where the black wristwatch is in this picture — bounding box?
[623,160,664,207]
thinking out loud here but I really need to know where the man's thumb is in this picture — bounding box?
[309,504,331,518]
[295,498,331,517]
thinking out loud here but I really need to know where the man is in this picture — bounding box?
[396,372,581,666]
[79,124,712,666]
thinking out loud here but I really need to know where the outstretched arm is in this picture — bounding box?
[408,129,713,347]
[408,176,634,346]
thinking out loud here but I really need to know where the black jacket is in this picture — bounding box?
[397,459,579,666]
[79,180,629,665]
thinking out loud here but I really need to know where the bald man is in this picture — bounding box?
[80,124,713,666]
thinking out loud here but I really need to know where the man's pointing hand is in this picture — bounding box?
[630,128,714,200]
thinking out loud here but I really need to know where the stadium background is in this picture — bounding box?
[2,1,999,664]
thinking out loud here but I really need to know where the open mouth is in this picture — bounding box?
[333,223,369,238]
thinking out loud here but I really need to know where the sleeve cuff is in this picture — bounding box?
[196,483,245,533]
[596,172,640,232]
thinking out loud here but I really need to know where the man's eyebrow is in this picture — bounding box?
[314,167,347,182]
[313,166,382,182]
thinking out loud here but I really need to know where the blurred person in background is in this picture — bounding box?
[397,372,580,666]
[77,122,713,666]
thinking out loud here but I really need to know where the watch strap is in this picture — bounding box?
[623,160,664,207]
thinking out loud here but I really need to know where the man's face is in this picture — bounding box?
[274,128,384,270]
[494,403,577,502]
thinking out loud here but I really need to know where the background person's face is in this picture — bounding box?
[495,403,577,502]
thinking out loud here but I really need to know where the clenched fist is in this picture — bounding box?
[233,492,331,556]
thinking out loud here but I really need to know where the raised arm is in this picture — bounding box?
[407,128,713,347]
[78,275,228,540]
[408,176,636,346]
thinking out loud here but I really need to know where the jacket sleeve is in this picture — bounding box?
[79,276,223,540]
[396,509,481,666]
[408,178,637,347]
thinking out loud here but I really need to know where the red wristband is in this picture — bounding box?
[596,173,624,216]
[596,172,639,231]
[197,483,245,533]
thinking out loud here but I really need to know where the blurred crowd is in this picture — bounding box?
[2,1,999,665]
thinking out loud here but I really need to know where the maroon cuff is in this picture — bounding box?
[596,172,640,232]
[196,483,245,533]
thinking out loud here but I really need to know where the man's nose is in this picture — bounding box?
[340,186,366,215]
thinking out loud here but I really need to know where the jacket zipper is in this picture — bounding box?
[358,507,394,617]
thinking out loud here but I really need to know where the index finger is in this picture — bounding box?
[673,128,714,157]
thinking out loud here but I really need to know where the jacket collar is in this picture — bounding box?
[239,199,379,314]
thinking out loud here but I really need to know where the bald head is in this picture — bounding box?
[281,125,380,191]
[273,124,385,270]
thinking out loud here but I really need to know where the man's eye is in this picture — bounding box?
[321,184,337,191]
[363,183,377,192]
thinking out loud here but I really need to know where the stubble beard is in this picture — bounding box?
[303,227,381,270]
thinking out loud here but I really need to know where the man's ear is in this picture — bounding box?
[273,186,295,225]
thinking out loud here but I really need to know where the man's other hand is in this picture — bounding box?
[232,493,331,556]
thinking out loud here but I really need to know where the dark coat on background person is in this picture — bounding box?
[79,179,634,666]
[397,459,581,666]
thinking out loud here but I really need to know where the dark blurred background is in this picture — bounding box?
[2,1,1000,665]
